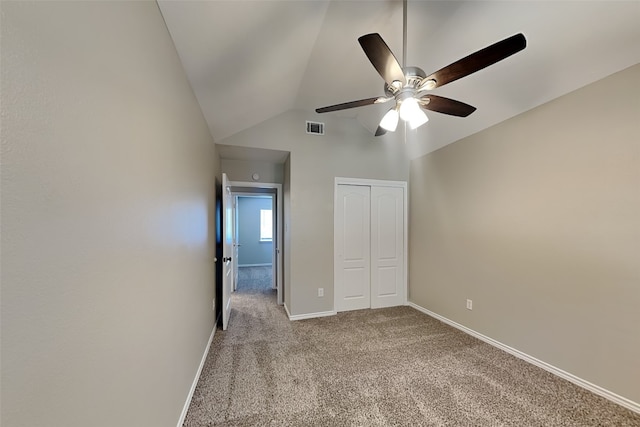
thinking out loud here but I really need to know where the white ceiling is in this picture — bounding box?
[158,0,640,159]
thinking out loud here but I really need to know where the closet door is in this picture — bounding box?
[335,185,371,312]
[370,186,404,308]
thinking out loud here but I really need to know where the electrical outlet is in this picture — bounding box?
[466,299,473,310]
[318,288,324,297]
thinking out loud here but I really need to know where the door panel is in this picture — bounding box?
[344,196,368,260]
[343,267,368,299]
[377,266,400,296]
[335,185,370,311]
[371,186,404,308]
[222,173,233,330]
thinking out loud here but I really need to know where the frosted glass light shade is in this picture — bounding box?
[399,97,429,130]
[379,108,399,132]
[399,97,421,121]
[409,110,429,129]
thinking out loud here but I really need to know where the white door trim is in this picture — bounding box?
[334,177,408,313]
[233,195,239,292]
[228,181,283,306]
[335,177,408,188]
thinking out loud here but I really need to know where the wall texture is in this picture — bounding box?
[1,2,217,426]
[237,196,274,266]
[221,158,285,184]
[409,64,639,404]
[221,110,410,315]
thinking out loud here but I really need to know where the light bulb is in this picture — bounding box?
[379,108,399,132]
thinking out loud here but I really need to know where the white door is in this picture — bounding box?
[222,173,233,331]
[371,186,404,308]
[335,185,371,311]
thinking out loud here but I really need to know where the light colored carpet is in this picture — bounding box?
[184,286,640,426]
[237,266,273,291]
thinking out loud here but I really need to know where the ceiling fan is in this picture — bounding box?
[315,2,527,136]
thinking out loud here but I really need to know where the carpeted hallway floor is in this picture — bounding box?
[183,279,640,426]
[237,266,273,290]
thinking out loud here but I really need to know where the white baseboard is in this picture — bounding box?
[286,309,336,321]
[177,324,216,427]
[406,302,640,414]
[284,303,291,318]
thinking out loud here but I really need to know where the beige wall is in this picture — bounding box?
[220,158,285,184]
[409,64,640,403]
[221,110,410,315]
[1,2,218,426]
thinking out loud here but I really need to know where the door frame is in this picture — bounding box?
[228,180,284,306]
[333,177,408,312]
[233,195,239,292]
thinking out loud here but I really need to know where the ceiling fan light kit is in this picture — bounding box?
[399,96,428,128]
[315,2,526,136]
[379,108,399,132]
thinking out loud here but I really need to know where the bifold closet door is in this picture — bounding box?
[335,184,405,312]
[335,185,371,312]
[370,186,404,308]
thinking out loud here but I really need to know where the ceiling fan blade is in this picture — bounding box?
[375,126,387,137]
[316,97,382,113]
[424,33,526,89]
[358,33,406,87]
[419,95,476,117]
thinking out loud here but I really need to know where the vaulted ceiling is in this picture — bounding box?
[158,1,640,159]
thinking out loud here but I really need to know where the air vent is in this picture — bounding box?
[306,121,324,135]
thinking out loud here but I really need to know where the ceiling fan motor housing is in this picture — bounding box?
[384,66,429,98]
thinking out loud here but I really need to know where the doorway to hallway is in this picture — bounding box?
[228,180,283,307]
[235,195,275,293]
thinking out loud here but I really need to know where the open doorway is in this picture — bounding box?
[216,143,289,320]
[228,181,283,306]
[234,194,276,293]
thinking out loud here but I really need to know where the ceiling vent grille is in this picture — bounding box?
[306,121,324,135]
